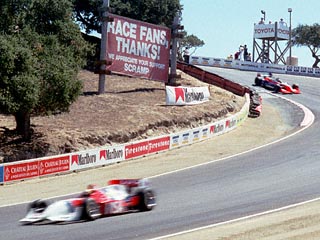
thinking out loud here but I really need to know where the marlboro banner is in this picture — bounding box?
[166,86,210,105]
[106,14,171,82]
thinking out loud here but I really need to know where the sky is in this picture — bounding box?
[180,0,319,67]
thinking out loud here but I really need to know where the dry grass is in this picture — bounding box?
[0,70,244,162]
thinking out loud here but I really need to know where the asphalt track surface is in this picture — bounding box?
[1,68,320,240]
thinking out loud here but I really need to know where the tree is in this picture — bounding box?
[74,0,182,33]
[177,32,205,61]
[0,0,91,140]
[292,24,320,68]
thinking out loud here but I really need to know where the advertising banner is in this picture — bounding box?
[125,136,170,159]
[39,155,70,176]
[225,117,237,131]
[209,120,226,137]
[166,86,210,105]
[0,166,3,183]
[254,24,276,39]
[191,128,201,143]
[4,161,39,182]
[170,134,182,148]
[148,136,170,154]
[254,23,289,40]
[107,14,171,82]
[190,56,200,65]
[277,25,290,40]
[201,126,209,140]
[70,149,99,171]
[181,130,192,145]
[99,145,125,165]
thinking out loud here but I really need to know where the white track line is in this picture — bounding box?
[149,94,314,179]
[147,197,320,240]
[0,94,320,230]
[146,94,316,240]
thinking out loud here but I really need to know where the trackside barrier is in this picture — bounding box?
[0,94,250,184]
[189,56,320,77]
[177,62,249,96]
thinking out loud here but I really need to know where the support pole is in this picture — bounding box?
[98,0,110,94]
[288,8,292,65]
[169,11,181,86]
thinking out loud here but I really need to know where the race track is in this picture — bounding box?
[1,68,320,240]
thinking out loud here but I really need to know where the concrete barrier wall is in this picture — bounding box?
[189,56,320,77]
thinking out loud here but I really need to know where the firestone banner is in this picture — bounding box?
[107,14,171,82]
[166,86,210,105]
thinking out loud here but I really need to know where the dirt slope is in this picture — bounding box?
[0,70,243,162]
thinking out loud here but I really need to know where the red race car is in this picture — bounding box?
[276,81,301,94]
[254,73,301,94]
[20,178,156,224]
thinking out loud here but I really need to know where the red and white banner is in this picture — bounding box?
[39,156,70,176]
[166,86,210,105]
[125,136,170,159]
[106,14,171,82]
[4,161,39,182]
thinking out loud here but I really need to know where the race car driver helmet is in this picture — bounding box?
[85,184,97,194]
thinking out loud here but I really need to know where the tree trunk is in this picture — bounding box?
[311,51,320,68]
[14,111,31,141]
[312,59,320,68]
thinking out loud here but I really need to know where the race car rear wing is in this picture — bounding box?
[107,178,151,188]
[108,178,150,188]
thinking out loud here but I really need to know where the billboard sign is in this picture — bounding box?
[107,14,171,82]
[125,136,170,159]
[254,23,289,40]
[166,86,210,105]
[4,161,39,182]
[39,155,70,176]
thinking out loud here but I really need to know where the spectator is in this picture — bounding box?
[279,18,287,27]
[183,47,190,63]
[238,45,244,61]
[246,53,252,61]
[243,45,248,61]
[258,18,265,24]
[234,51,239,60]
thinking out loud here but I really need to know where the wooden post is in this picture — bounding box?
[98,0,110,94]
[169,11,182,85]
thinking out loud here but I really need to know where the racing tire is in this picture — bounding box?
[28,199,48,213]
[83,198,101,221]
[292,84,299,89]
[138,189,156,212]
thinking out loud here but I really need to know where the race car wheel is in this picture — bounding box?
[138,189,156,211]
[28,199,48,213]
[83,198,101,221]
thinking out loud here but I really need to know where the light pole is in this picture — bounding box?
[261,10,266,63]
[288,8,292,65]
[261,10,266,21]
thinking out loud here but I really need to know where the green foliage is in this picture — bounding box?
[177,31,205,60]
[0,33,40,114]
[293,24,320,47]
[74,0,182,33]
[292,24,320,67]
[0,0,90,138]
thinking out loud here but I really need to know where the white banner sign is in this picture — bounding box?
[254,23,289,40]
[166,86,210,105]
